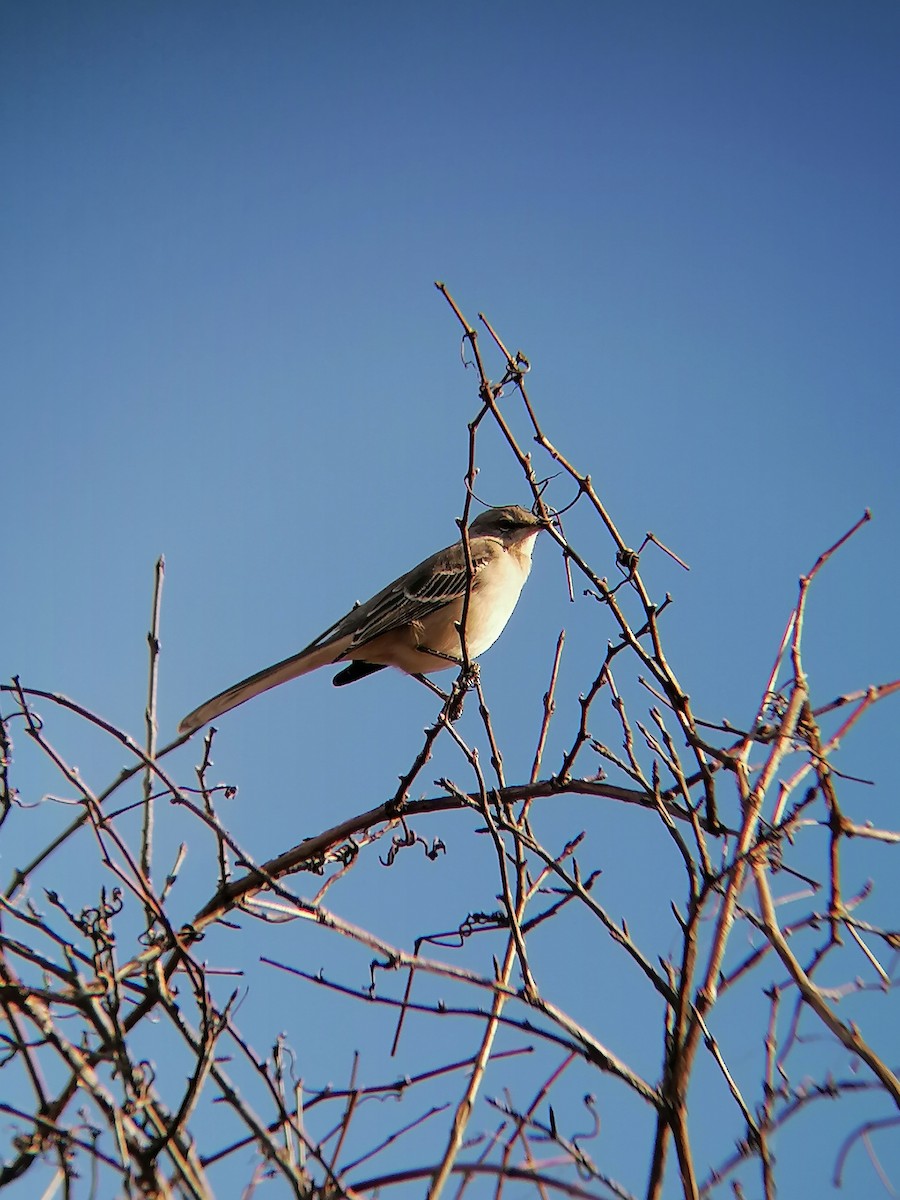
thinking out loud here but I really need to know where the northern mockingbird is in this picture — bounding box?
[178,504,548,734]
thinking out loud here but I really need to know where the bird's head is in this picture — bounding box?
[468,505,552,545]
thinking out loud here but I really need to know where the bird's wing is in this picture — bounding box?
[318,538,495,654]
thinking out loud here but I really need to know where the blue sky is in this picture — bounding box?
[3,3,899,1197]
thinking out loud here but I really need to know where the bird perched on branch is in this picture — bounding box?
[178,505,549,734]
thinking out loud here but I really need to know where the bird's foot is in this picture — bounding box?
[461,662,481,690]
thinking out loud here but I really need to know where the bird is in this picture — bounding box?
[178,504,549,734]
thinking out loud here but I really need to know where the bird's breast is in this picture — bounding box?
[464,550,531,658]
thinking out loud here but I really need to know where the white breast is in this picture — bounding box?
[465,542,534,658]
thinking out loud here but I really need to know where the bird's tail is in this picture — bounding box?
[178,640,344,734]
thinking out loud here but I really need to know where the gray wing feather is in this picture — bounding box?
[296,546,487,656]
[348,553,488,648]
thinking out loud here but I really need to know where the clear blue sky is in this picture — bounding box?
[3,3,898,1196]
